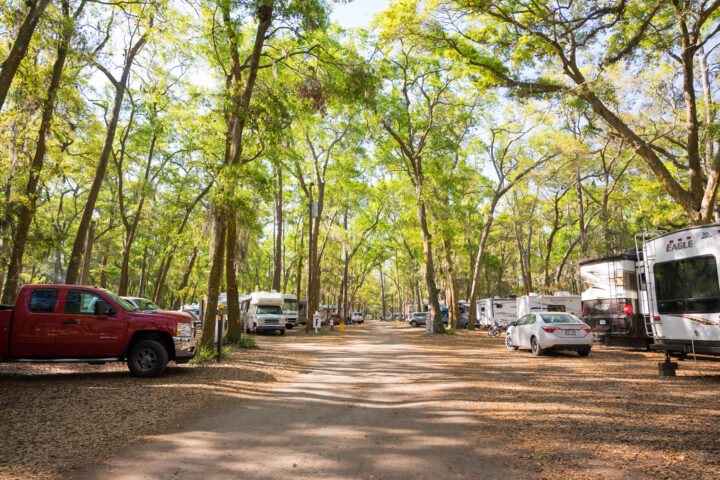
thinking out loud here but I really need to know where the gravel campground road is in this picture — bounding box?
[66,322,523,480]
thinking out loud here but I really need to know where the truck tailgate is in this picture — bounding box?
[0,307,12,356]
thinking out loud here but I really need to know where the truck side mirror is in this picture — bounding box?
[94,300,115,316]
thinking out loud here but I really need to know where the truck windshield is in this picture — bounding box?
[257,305,283,315]
[654,255,720,314]
[103,290,138,312]
[283,299,297,311]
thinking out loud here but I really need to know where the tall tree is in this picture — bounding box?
[65,15,149,284]
[0,0,51,112]
[2,0,86,303]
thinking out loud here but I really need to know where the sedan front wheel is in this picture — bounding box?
[505,334,518,350]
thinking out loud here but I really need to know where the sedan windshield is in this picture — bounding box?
[137,299,160,311]
[104,290,138,312]
[540,313,582,324]
[257,305,283,315]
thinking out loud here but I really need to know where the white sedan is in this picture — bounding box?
[505,311,593,357]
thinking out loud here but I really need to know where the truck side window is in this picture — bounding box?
[64,290,102,315]
[29,289,58,313]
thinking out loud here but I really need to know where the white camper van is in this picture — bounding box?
[638,225,720,356]
[239,291,286,335]
[516,292,582,319]
[281,293,298,329]
[477,297,517,328]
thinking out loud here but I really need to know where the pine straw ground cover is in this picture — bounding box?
[399,323,720,480]
[0,333,311,480]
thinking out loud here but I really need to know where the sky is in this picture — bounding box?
[330,0,389,29]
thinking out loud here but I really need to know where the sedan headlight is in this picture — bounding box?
[176,322,192,337]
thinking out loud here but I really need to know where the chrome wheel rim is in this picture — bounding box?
[134,348,157,372]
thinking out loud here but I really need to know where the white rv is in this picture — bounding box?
[239,291,286,335]
[281,293,298,329]
[516,292,582,319]
[476,297,517,327]
[638,224,720,356]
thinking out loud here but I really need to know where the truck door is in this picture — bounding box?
[55,289,126,357]
[11,288,60,357]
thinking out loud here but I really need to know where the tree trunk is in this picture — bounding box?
[342,210,349,320]
[0,0,51,113]
[380,265,386,321]
[295,222,304,307]
[138,245,148,297]
[65,34,147,284]
[200,212,226,349]
[1,0,77,303]
[173,244,198,310]
[99,252,108,288]
[467,195,501,331]
[442,237,460,329]
[80,220,95,285]
[225,215,242,342]
[273,166,282,291]
[414,191,443,333]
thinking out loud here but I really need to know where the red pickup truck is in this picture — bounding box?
[0,284,197,377]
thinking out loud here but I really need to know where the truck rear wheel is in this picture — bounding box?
[128,339,169,377]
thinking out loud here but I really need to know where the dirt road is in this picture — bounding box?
[67,322,524,480]
[62,321,720,480]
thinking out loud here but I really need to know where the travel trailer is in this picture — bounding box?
[579,252,650,348]
[476,297,517,327]
[239,291,286,334]
[281,293,298,329]
[638,225,720,356]
[516,292,582,319]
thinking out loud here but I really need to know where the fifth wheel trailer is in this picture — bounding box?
[638,224,720,356]
[579,252,651,348]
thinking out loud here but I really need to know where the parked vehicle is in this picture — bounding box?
[580,252,650,348]
[298,299,307,325]
[476,297,517,329]
[281,293,298,329]
[487,321,508,337]
[122,296,161,312]
[351,312,364,324]
[0,284,196,377]
[408,312,428,327]
[505,311,592,356]
[329,314,343,326]
[516,292,582,319]
[637,224,720,356]
[239,292,286,335]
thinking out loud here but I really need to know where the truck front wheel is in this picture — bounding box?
[128,339,169,377]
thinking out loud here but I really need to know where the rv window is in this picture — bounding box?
[654,255,720,314]
[495,304,503,309]
[547,305,566,312]
[257,305,283,315]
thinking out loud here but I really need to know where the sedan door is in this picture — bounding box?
[512,316,528,347]
[518,315,537,347]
